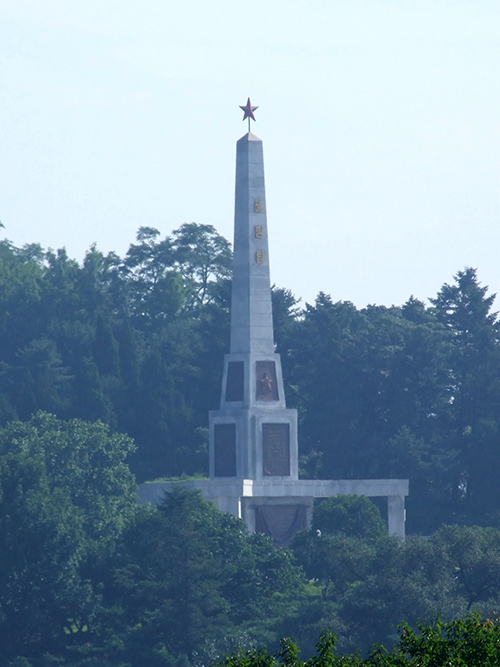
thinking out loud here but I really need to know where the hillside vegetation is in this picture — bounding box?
[3,225,500,664]
[2,225,500,532]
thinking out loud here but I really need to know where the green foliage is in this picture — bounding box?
[4,441,500,665]
[291,521,500,655]
[0,412,137,546]
[430,525,500,611]
[397,614,500,667]
[312,496,386,540]
[0,412,137,664]
[218,616,500,667]
[7,223,500,664]
[5,222,500,532]
[171,222,232,311]
[4,212,500,533]
[74,489,312,666]
[282,270,500,534]
[216,629,362,667]
[0,224,232,481]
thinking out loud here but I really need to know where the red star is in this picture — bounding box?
[239,97,258,122]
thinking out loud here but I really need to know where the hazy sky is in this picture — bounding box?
[1,1,499,308]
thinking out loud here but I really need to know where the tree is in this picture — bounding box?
[431,268,500,523]
[291,524,477,654]
[397,615,500,667]
[3,337,72,420]
[0,412,137,664]
[125,226,185,329]
[96,489,309,666]
[171,222,232,311]
[0,239,44,371]
[431,525,500,612]
[0,446,90,662]
[312,496,386,541]
[217,617,500,667]
[0,225,233,482]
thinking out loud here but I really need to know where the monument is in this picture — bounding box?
[139,100,409,544]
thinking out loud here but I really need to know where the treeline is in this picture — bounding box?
[3,225,500,533]
[3,416,500,666]
[0,223,232,481]
[219,618,500,667]
[279,268,500,534]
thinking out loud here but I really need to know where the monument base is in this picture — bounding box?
[139,477,409,541]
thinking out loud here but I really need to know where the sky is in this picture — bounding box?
[0,0,499,309]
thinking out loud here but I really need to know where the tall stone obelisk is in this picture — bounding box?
[139,101,408,544]
[209,100,298,482]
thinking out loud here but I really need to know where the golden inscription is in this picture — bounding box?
[255,225,264,239]
[254,199,263,213]
[256,250,266,264]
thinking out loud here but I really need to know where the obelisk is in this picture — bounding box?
[209,99,299,482]
[140,101,408,542]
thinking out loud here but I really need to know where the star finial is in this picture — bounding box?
[239,97,258,132]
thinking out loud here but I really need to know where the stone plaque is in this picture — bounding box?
[256,361,279,401]
[225,361,244,402]
[214,423,237,477]
[262,423,290,476]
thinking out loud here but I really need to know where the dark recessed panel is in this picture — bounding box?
[262,423,290,476]
[256,361,279,401]
[254,504,308,546]
[214,423,237,477]
[225,361,244,402]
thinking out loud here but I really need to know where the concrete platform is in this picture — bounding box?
[139,477,409,538]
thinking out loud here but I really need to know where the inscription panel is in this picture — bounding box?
[225,361,244,402]
[262,423,290,476]
[214,424,237,477]
[256,361,279,401]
